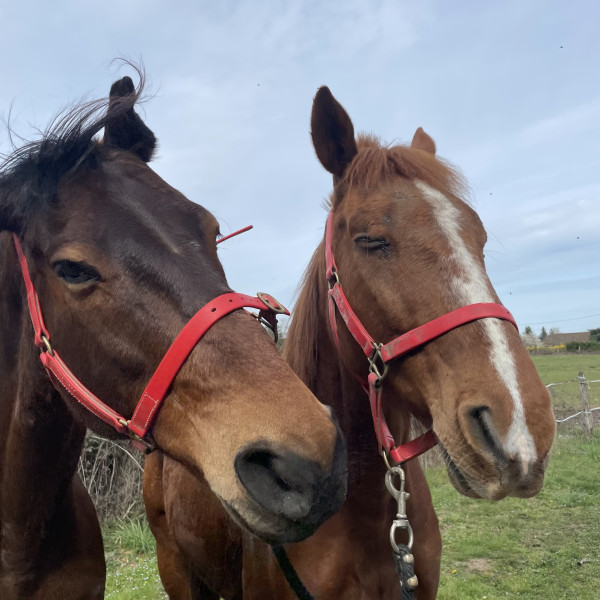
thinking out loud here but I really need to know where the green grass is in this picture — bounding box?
[530,354,600,410]
[431,432,600,599]
[103,519,167,600]
[108,518,157,555]
[531,354,600,386]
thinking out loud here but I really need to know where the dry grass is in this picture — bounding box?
[78,433,145,523]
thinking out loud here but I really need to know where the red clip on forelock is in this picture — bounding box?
[216,225,253,245]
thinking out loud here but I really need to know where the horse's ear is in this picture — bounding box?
[311,87,357,179]
[103,76,156,162]
[411,127,436,155]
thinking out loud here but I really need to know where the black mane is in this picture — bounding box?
[0,69,147,233]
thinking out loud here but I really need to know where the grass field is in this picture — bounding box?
[103,433,600,600]
[530,353,600,410]
[104,519,166,599]
[433,432,600,599]
[104,355,600,599]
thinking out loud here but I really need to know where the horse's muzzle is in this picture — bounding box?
[234,420,347,542]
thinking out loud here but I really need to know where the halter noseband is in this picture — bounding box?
[324,211,518,464]
[13,234,288,448]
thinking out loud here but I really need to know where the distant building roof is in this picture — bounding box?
[544,332,590,346]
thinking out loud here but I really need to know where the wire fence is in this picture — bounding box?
[547,373,599,433]
[555,406,600,423]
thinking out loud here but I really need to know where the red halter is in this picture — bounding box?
[324,211,518,464]
[13,234,288,447]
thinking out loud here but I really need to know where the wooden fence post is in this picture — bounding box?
[578,371,594,437]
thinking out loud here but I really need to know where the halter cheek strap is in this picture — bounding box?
[324,211,519,463]
[13,234,288,446]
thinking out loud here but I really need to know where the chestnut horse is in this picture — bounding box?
[0,75,346,600]
[145,86,556,599]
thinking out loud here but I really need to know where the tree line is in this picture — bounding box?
[521,326,600,351]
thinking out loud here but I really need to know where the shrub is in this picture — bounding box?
[77,433,145,523]
[565,341,600,352]
[527,344,565,354]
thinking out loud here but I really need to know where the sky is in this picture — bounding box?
[1,0,598,336]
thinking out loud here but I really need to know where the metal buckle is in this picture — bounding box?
[368,343,389,382]
[257,292,289,315]
[118,418,157,452]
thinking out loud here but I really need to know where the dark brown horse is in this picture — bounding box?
[0,75,346,600]
[145,86,556,599]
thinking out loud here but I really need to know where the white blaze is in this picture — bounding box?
[415,180,537,466]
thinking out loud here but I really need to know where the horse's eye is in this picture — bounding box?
[53,260,101,285]
[354,235,390,252]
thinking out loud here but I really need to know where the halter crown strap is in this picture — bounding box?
[13,234,288,444]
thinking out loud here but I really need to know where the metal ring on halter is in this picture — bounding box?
[117,418,157,452]
[40,334,54,356]
[327,266,340,289]
[382,450,394,470]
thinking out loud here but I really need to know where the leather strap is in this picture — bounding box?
[271,545,315,600]
[389,430,438,465]
[328,284,375,356]
[14,235,50,348]
[13,234,288,443]
[381,303,517,362]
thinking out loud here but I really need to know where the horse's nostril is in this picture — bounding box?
[467,406,508,466]
[234,422,346,539]
[234,447,317,521]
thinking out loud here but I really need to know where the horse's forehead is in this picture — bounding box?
[341,178,481,233]
[339,178,434,224]
[54,155,215,241]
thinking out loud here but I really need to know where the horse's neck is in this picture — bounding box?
[0,233,86,568]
